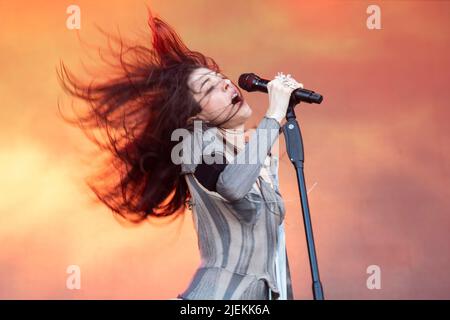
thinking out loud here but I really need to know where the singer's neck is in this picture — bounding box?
[227,123,245,132]
[220,124,246,150]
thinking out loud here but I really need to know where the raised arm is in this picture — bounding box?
[214,116,280,201]
[193,72,303,201]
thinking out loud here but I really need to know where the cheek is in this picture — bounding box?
[206,96,228,112]
[201,101,217,115]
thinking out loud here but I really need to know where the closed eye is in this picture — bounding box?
[206,74,227,92]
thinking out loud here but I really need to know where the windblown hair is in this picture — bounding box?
[57,9,230,223]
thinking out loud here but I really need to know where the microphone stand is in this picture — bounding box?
[281,97,324,300]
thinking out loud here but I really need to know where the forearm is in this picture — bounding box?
[216,116,281,201]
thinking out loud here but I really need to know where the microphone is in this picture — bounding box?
[238,73,323,104]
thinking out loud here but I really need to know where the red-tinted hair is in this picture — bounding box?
[57,8,223,223]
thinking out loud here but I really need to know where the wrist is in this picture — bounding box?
[264,113,283,126]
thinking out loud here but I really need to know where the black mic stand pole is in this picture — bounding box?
[281,97,324,300]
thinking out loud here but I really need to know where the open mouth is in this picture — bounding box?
[231,92,242,105]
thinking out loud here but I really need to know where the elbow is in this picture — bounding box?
[216,184,247,202]
[216,182,260,225]
[216,175,251,202]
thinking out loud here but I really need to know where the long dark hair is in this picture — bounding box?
[57,9,233,223]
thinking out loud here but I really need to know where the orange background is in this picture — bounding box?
[0,0,449,299]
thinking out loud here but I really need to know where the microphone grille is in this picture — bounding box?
[238,73,258,92]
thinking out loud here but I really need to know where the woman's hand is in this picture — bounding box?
[265,72,303,125]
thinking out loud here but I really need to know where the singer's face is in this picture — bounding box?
[187,67,252,128]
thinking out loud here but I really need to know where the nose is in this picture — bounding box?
[223,78,231,91]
